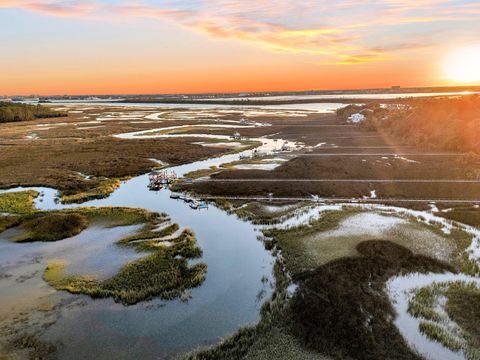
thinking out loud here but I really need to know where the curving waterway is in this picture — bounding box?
[0,130,293,358]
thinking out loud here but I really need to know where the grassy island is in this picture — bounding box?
[43,227,207,305]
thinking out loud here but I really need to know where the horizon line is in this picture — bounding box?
[3,84,480,98]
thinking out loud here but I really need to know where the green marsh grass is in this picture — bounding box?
[0,190,39,214]
[408,280,480,357]
[1,206,163,242]
[419,321,462,351]
[43,227,207,305]
[14,213,88,242]
[59,177,122,204]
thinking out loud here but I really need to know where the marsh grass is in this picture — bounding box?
[184,166,220,179]
[446,282,480,354]
[14,213,88,242]
[262,209,358,273]
[410,212,480,276]
[212,198,234,212]
[43,228,207,305]
[436,207,480,227]
[70,206,163,227]
[408,280,480,358]
[59,177,122,204]
[233,202,305,225]
[0,215,21,233]
[0,190,39,214]
[408,285,443,322]
[422,220,480,274]
[1,206,163,242]
[419,321,462,351]
[119,222,179,248]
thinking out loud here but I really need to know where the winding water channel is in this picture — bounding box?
[0,133,296,358]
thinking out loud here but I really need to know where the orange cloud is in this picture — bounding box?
[2,0,479,65]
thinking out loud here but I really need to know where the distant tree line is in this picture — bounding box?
[339,95,480,155]
[0,102,65,123]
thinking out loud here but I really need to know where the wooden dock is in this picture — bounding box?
[148,170,177,190]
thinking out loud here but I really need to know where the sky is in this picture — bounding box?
[1,0,480,95]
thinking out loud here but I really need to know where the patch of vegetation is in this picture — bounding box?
[0,190,39,214]
[13,213,88,242]
[10,334,56,360]
[408,280,480,358]
[234,201,305,225]
[212,198,234,212]
[424,223,480,277]
[419,321,462,351]
[71,206,163,227]
[436,207,480,227]
[0,102,65,123]
[457,252,480,277]
[119,221,180,251]
[59,177,122,204]
[262,208,359,273]
[408,285,443,322]
[1,206,163,242]
[0,215,21,233]
[446,282,480,352]
[289,240,454,360]
[43,229,207,305]
[184,166,220,179]
[420,222,480,276]
[124,222,179,242]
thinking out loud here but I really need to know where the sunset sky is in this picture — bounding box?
[1,0,480,95]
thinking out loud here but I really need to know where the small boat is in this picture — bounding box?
[189,201,199,209]
[198,201,208,209]
[170,193,180,199]
[148,183,162,191]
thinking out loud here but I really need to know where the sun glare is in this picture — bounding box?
[444,45,480,83]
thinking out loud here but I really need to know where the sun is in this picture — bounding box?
[444,45,480,83]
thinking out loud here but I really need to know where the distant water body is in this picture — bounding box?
[195,91,478,102]
[43,90,478,113]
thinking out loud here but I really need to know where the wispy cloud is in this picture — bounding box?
[0,0,97,16]
[1,0,478,64]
